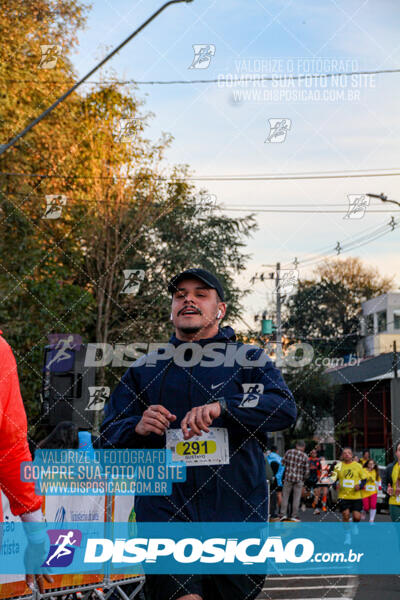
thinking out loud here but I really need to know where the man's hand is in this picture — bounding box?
[135,405,176,436]
[388,484,393,496]
[181,402,221,440]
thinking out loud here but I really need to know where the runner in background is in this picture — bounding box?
[307,449,321,514]
[318,456,330,513]
[361,459,380,522]
[267,446,284,520]
[383,440,400,523]
[332,447,366,522]
[361,449,370,467]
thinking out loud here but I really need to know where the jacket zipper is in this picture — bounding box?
[188,364,201,521]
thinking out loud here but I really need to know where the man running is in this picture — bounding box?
[383,440,400,522]
[332,447,366,522]
[267,445,284,520]
[307,448,322,514]
[46,531,78,566]
[100,268,296,600]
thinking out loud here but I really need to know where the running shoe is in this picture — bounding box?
[313,508,321,515]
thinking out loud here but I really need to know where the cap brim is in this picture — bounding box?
[168,273,213,294]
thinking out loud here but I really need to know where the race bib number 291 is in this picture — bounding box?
[166,428,230,466]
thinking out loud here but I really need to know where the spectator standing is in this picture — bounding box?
[280,440,309,522]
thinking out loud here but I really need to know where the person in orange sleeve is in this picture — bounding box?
[0,331,53,592]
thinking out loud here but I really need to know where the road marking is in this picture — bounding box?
[265,575,357,580]
[262,585,355,591]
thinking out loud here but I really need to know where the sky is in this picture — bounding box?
[69,0,400,327]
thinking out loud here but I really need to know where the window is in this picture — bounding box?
[394,310,400,330]
[366,314,374,334]
[377,310,387,333]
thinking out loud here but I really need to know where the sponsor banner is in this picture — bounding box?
[109,496,143,581]
[2,522,400,575]
[0,492,27,599]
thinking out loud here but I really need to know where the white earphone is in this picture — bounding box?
[170,313,173,321]
[216,309,222,319]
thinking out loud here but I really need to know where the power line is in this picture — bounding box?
[221,208,400,213]
[3,67,400,86]
[278,219,399,270]
[251,219,398,276]
[4,190,398,212]
[1,168,400,182]
[285,219,397,262]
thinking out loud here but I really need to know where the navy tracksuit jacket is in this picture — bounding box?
[100,326,296,522]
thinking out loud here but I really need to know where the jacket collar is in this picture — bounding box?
[169,325,236,347]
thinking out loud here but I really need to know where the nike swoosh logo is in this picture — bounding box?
[211,381,225,390]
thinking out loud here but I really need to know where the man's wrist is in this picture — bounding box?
[206,397,227,417]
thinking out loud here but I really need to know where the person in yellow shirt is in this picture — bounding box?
[361,459,380,522]
[383,440,400,522]
[361,449,370,467]
[332,447,366,522]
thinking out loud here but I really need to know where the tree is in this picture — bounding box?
[0,0,258,430]
[105,194,257,345]
[0,0,92,426]
[285,258,394,356]
[283,364,335,444]
[0,0,89,178]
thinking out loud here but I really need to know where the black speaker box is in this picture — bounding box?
[41,344,96,428]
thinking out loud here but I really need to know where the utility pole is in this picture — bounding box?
[394,340,398,379]
[275,262,282,367]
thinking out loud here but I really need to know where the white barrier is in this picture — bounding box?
[0,491,144,600]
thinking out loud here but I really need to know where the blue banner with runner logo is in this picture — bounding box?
[1,522,400,575]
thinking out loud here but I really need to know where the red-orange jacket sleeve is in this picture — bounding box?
[0,333,43,516]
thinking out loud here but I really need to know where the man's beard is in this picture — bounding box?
[179,325,202,334]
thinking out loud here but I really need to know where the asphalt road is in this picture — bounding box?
[255,507,399,599]
[256,575,400,600]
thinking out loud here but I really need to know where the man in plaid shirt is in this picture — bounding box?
[280,440,309,522]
